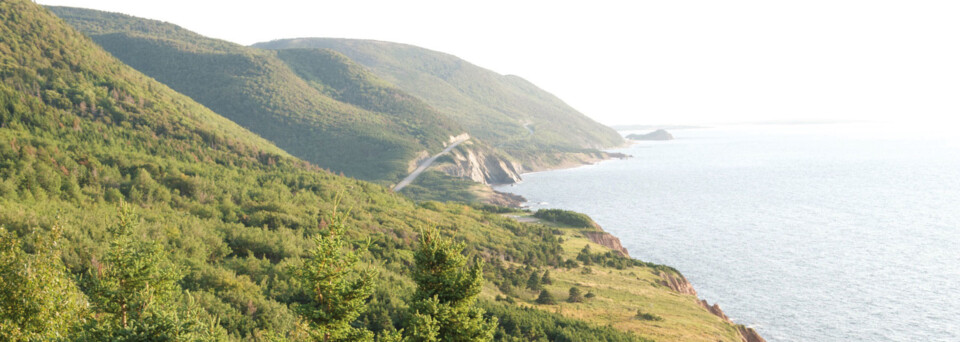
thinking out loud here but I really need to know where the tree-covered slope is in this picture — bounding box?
[1,1,749,340]
[254,38,624,168]
[48,6,463,182]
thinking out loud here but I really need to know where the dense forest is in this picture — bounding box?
[1,1,746,341]
[48,6,463,183]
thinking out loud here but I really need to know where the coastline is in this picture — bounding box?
[519,150,631,175]
[490,150,629,207]
[495,147,767,342]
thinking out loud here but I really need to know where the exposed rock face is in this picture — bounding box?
[481,190,526,208]
[659,271,766,342]
[582,231,630,257]
[626,129,674,141]
[659,272,697,296]
[738,326,767,342]
[699,300,731,321]
[435,144,523,185]
[697,299,767,342]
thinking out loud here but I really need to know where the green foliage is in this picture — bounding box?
[296,203,376,341]
[567,287,585,303]
[634,311,664,322]
[575,245,678,272]
[80,203,225,341]
[540,270,553,285]
[49,6,461,183]
[85,203,180,325]
[407,230,496,341]
[533,209,596,228]
[525,272,541,291]
[0,225,87,340]
[534,290,556,305]
[470,204,526,215]
[398,171,479,204]
[481,302,649,342]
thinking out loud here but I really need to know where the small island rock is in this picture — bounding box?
[626,129,674,141]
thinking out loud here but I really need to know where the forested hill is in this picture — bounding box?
[1,1,748,340]
[47,6,463,182]
[1,1,644,339]
[253,38,624,167]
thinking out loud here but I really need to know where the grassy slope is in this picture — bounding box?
[48,6,462,183]
[500,214,743,342]
[253,38,624,168]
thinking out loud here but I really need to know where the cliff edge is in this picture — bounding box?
[589,220,766,342]
[433,143,524,185]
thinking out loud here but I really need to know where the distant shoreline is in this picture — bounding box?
[612,119,877,131]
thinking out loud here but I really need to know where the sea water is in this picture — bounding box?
[494,123,960,341]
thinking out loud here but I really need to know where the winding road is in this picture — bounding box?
[393,134,469,191]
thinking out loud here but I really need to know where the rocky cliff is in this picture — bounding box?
[656,273,766,342]
[659,272,698,295]
[697,299,767,342]
[433,143,523,185]
[582,231,630,257]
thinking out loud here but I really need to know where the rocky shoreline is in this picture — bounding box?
[591,224,767,342]
[498,155,767,342]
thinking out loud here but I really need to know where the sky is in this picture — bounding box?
[37,0,960,126]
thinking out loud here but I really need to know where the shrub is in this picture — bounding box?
[535,290,556,305]
[635,311,664,321]
[533,209,596,228]
[567,287,584,303]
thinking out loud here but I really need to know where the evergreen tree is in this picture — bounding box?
[0,225,88,340]
[406,229,496,341]
[525,272,541,291]
[296,204,378,341]
[567,287,584,303]
[577,245,593,265]
[540,270,553,285]
[80,203,225,341]
[534,290,556,305]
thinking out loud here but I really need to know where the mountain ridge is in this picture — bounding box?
[48,6,463,182]
[253,37,625,170]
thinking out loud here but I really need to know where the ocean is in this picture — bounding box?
[494,123,960,341]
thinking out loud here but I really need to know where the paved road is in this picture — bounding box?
[393,135,469,191]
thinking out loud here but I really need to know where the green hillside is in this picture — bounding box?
[48,6,462,183]
[1,1,747,341]
[253,38,624,169]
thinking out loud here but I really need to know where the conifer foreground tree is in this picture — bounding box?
[406,229,496,342]
[296,204,386,342]
[80,203,225,341]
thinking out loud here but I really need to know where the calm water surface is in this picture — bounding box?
[495,123,960,342]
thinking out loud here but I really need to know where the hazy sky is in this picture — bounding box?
[38,0,960,126]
